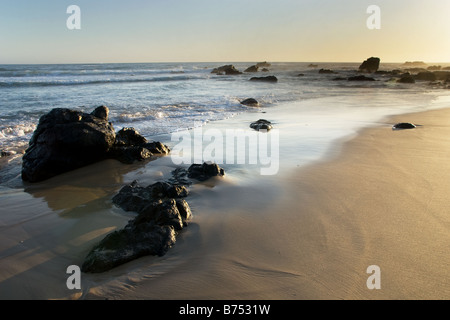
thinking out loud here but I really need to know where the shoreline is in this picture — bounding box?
[87,107,450,299]
[1,102,450,299]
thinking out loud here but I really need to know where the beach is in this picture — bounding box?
[1,99,449,300]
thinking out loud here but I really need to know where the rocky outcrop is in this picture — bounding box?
[244,65,259,73]
[249,76,278,83]
[22,106,170,182]
[240,98,260,107]
[81,180,191,273]
[250,119,273,131]
[211,65,242,75]
[359,57,380,73]
[415,72,436,81]
[22,106,116,182]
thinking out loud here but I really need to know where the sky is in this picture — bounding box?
[0,0,449,64]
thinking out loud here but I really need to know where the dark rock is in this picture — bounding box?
[112,180,189,213]
[443,67,450,71]
[250,119,273,131]
[82,180,192,273]
[109,146,153,164]
[256,61,271,68]
[211,65,242,75]
[297,73,305,77]
[348,75,376,81]
[91,105,109,120]
[332,77,347,81]
[81,223,176,273]
[142,141,170,155]
[187,162,225,181]
[262,68,270,72]
[427,65,441,71]
[115,127,148,146]
[244,65,259,73]
[319,69,336,74]
[22,107,116,182]
[415,72,436,81]
[359,57,380,73]
[240,98,259,107]
[397,74,415,84]
[249,76,278,83]
[393,123,416,130]
[308,64,318,68]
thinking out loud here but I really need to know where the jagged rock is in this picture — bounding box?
[359,57,380,73]
[22,107,116,182]
[112,180,189,213]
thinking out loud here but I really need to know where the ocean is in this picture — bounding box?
[1,61,449,184]
[1,62,450,299]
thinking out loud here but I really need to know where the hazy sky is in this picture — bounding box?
[0,0,449,64]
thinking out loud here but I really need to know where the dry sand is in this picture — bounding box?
[0,108,449,300]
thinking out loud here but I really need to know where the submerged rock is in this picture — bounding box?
[348,75,376,81]
[256,61,271,68]
[250,76,278,83]
[250,119,273,131]
[359,57,380,73]
[319,69,336,74]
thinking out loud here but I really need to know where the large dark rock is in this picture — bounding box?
[250,76,278,83]
[211,65,242,75]
[250,119,273,131]
[82,181,192,273]
[22,107,171,182]
[81,222,177,273]
[22,106,116,182]
[359,57,380,73]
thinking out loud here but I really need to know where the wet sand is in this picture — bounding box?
[0,107,449,300]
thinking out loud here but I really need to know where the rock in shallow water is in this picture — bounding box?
[250,119,273,131]
[22,107,170,182]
